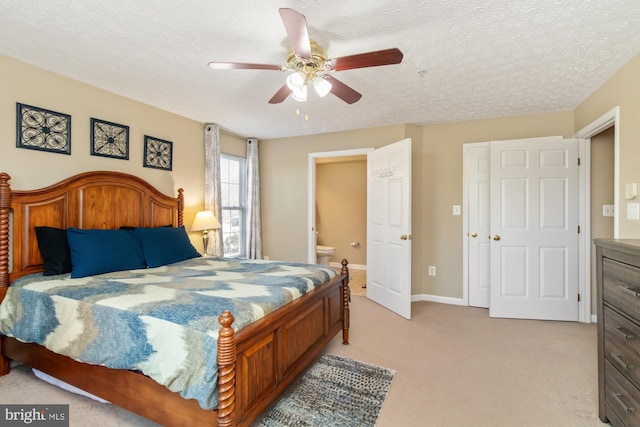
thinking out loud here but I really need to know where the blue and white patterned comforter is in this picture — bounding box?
[0,257,337,409]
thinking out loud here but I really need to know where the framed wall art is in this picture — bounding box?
[90,118,130,159]
[16,103,71,155]
[143,135,173,171]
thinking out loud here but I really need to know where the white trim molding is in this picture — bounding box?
[308,148,374,265]
[574,106,620,324]
[411,293,466,306]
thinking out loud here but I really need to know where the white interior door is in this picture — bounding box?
[367,138,412,319]
[467,144,491,308]
[489,136,579,320]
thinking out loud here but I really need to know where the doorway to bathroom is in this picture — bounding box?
[309,139,413,318]
[308,149,372,286]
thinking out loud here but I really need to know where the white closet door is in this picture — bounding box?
[489,137,579,321]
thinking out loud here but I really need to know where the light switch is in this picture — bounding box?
[452,205,461,216]
[627,203,640,220]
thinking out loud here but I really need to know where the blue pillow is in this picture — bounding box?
[133,226,201,268]
[67,228,147,278]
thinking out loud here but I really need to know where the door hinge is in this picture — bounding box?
[578,225,581,234]
[578,293,581,302]
[578,157,581,166]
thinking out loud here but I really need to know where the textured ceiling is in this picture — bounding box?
[1,1,640,140]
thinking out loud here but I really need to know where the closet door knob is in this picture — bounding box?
[492,235,501,241]
[470,232,478,238]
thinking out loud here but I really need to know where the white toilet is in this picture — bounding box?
[316,245,336,266]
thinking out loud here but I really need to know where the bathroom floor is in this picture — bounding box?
[344,268,366,297]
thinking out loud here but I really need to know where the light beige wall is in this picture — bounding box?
[576,53,640,238]
[316,159,367,265]
[0,54,245,253]
[221,130,246,158]
[590,127,615,315]
[261,125,408,262]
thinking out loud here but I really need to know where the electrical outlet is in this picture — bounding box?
[602,205,615,217]
[428,266,436,276]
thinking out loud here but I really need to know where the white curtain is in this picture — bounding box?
[204,124,224,256]
[245,138,262,259]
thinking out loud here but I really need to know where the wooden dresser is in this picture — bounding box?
[596,239,640,426]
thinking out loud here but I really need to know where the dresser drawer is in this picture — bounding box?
[603,258,640,319]
[604,403,625,427]
[605,359,640,426]
[605,307,640,390]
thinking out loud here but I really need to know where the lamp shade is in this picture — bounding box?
[291,84,308,102]
[313,76,332,97]
[191,210,221,231]
[286,71,305,90]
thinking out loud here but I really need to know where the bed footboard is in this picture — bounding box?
[230,264,350,426]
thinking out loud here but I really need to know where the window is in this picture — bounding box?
[220,154,246,256]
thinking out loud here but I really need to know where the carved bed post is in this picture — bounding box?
[0,173,10,295]
[177,188,184,227]
[217,310,236,427]
[0,173,11,375]
[341,259,350,345]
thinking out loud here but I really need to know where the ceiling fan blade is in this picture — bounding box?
[326,76,362,104]
[279,8,312,59]
[328,48,404,71]
[208,62,282,71]
[268,84,293,104]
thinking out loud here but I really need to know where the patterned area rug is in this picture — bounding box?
[255,354,395,427]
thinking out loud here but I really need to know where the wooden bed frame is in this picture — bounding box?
[0,171,350,427]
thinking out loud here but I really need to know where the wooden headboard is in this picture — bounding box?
[0,171,184,291]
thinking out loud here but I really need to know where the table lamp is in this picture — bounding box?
[191,210,221,256]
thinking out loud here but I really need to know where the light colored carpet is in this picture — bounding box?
[326,297,601,427]
[0,296,601,426]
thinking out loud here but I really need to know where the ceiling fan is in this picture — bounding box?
[208,8,404,105]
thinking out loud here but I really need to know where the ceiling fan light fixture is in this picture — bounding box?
[286,71,305,90]
[313,76,332,97]
[292,85,308,102]
[208,9,403,105]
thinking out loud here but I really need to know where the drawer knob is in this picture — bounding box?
[616,326,635,340]
[612,391,636,413]
[611,352,635,371]
[619,285,640,298]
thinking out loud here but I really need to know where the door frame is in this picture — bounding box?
[575,106,620,323]
[307,148,374,264]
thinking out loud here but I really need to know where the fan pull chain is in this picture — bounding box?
[295,105,310,121]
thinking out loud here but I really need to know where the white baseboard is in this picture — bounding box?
[330,262,366,270]
[411,293,466,306]
[412,295,601,323]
